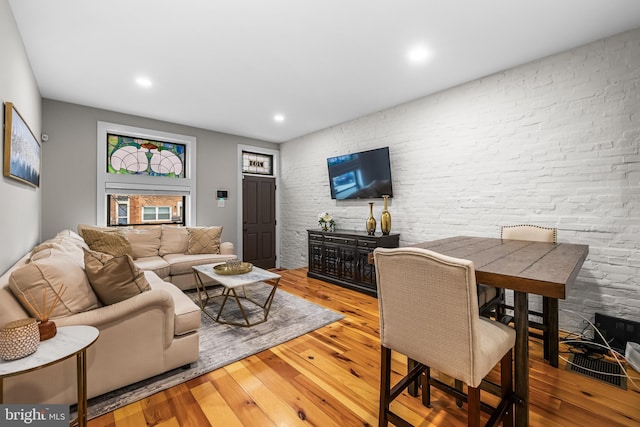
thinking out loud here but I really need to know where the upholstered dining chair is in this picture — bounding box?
[501,224,558,365]
[374,247,515,427]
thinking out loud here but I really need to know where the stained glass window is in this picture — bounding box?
[107,133,186,178]
[242,151,273,175]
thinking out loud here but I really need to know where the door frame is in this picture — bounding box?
[236,144,281,268]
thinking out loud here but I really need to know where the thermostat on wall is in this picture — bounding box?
[216,190,228,199]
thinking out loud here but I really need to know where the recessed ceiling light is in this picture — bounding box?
[136,77,153,88]
[274,114,285,122]
[407,46,432,64]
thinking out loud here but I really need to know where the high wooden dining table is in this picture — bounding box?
[410,236,589,427]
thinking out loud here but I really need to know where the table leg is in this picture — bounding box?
[215,279,281,327]
[260,278,280,320]
[193,270,210,309]
[193,270,226,321]
[77,349,88,427]
[514,291,530,427]
[231,288,251,326]
[216,287,233,322]
[545,297,559,368]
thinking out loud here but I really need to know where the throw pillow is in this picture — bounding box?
[82,228,133,257]
[159,225,189,256]
[122,227,162,259]
[77,224,120,238]
[9,253,101,319]
[186,226,222,254]
[83,248,151,305]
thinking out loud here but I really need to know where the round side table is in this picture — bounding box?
[0,325,99,427]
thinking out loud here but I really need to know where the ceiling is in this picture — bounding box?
[9,1,640,143]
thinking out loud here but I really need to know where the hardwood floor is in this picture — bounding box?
[88,268,640,427]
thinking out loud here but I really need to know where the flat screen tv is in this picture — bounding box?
[327,147,393,200]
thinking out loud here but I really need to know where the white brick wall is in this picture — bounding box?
[280,28,640,334]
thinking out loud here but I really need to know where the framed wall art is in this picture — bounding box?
[3,102,41,187]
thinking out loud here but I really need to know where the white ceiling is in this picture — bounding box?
[9,1,640,143]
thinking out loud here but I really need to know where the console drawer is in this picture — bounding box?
[357,239,378,248]
[325,236,356,246]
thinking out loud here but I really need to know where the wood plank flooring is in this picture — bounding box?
[88,268,640,427]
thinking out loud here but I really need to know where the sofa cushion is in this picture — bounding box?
[82,229,133,257]
[134,256,171,279]
[186,226,222,255]
[123,227,162,259]
[9,254,100,319]
[53,229,88,249]
[29,230,88,266]
[83,249,151,305]
[163,253,237,276]
[159,225,189,256]
[30,242,76,263]
[147,274,201,336]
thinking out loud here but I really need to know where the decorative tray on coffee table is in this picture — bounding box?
[213,262,253,275]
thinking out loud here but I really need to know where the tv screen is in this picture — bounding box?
[327,147,393,200]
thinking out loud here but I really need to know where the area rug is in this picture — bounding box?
[81,283,344,420]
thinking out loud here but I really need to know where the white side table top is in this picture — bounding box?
[0,325,99,378]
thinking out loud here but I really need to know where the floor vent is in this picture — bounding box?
[567,354,627,390]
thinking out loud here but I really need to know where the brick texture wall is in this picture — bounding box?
[279,28,640,333]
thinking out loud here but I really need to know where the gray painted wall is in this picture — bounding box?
[41,99,278,247]
[279,27,640,333]
[0,0,42,274]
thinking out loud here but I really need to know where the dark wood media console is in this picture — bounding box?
[307,229,400,296]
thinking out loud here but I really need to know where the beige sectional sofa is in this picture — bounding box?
[78,224,237,290]
[0,225,236,405]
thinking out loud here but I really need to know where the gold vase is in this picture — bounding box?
[366,202,376,235]
[381,195,391,235]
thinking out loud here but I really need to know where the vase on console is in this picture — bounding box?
[381,195,391,235]
[366,202,376,235]
[318,212,335,232]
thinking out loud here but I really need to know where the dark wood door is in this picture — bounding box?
[242,175,276,269]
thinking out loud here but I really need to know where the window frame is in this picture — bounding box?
[142,205,172,222]
[116,199,129,225]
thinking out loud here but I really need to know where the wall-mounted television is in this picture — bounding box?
[327,147,393,200]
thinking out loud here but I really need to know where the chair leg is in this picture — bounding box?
[467,385,481,427]
[501,349,514,427]
[422,366,431,408]
[407,357,419,397]
[379,346,392,426]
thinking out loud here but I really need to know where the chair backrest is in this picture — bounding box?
[501,224,557,243]
[373,247,483,387]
